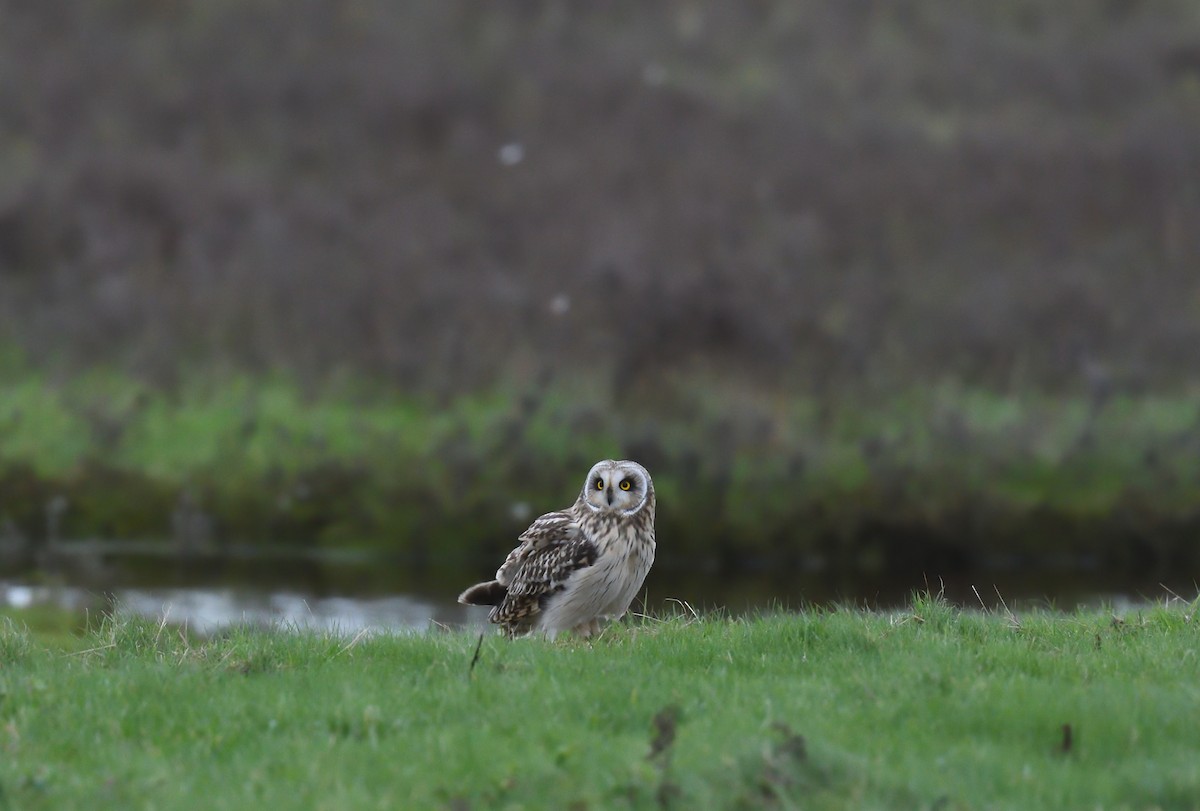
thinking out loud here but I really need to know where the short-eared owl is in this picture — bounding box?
[458,459,656,639]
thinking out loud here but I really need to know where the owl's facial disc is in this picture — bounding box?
[582,460,651,515]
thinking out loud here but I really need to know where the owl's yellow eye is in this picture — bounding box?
[619,479,632,491]
[595,478,604,490]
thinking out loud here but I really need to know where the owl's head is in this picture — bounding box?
[580,459,654,517]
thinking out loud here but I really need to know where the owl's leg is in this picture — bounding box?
[569,618,601,638]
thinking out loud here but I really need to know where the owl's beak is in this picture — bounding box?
[606,486,613,506]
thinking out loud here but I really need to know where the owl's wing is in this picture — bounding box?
[495,510,583,584]
[490,509,598,626]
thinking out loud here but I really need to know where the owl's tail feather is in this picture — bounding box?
[458,580,507,606]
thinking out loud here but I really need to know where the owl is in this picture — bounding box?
[458,459,656,639]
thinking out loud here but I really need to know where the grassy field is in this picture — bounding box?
[1,595,1198,810]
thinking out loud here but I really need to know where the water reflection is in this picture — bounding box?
[3,566,1195,637]
[1,582,473,635]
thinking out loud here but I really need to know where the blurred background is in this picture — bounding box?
[2,1,1199,631]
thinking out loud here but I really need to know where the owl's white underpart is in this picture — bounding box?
[457,459,656,639]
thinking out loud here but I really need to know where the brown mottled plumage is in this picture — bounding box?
[458,459,656,638]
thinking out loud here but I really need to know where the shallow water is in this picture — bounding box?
[3,562,1194,636]
[1,582,460,634]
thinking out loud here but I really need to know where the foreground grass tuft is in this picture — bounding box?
[1,596,1199,809]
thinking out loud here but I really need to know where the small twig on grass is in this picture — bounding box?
[1158,582,1199,620]
[333,627,370,659]
[1160,583,1185,605]
[923,574,946,602]
[468,632,484,677]
[994,585,1020,629]
[214,636,244,669]
[175,625,193,664]
[664,598,700,622]
[64,642,116,657]
[1059,723,1074,754]
[153,611,170,651]
[971,585,988,612]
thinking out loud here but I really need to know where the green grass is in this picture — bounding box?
[2,596,1199,810]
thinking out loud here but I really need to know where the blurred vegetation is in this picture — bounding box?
[2,366,1199,574]
[1,2,1199,573]
[1,1,1198,390]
